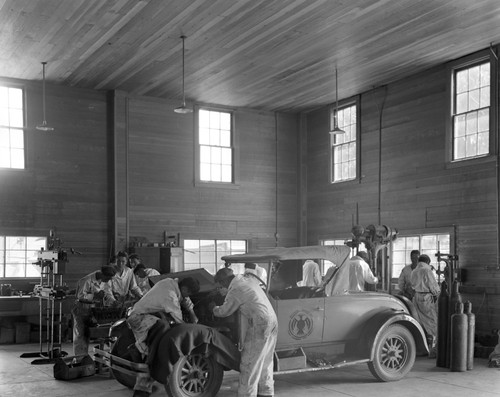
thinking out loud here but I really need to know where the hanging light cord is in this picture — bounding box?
[41,62,47,123]
[181,35,186,106]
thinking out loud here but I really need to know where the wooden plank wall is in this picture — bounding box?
[115,95,300,253]
[306,63,500,334]
[0,78,111,289]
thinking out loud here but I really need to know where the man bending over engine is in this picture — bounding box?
[126,276,200,397]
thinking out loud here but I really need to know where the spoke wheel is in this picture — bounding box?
[165,354,223,397]
[368,324,416,382]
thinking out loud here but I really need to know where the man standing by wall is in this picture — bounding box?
[410,254,440,358]
[398,250,420,300]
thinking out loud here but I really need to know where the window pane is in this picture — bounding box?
[466,112,477,134]
[11,149,24,169]
[477,132,489,155]
[220,130,230,147]
[454,137,466,159]
[456,70,468,94]
[200,145,211,163]
[221,165,232,182]
[220,112,231,130]
[199,127,210,144]
[10,130,23,148]
[456,93,468,114]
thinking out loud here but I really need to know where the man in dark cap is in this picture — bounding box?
[212,267,278,397]
[71,265,118,356]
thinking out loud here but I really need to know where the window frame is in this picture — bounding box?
[183,238,247,275]
[445,49,498,166]
[194,105,239,188]
[391,229,453,289]
[0,235,47,279]
[329,96,360,184]
[0,82,27,170]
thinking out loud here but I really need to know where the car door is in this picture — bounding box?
[275,297,325,348]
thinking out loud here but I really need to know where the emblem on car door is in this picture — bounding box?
[288,310,313,340]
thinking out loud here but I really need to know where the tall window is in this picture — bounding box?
[331,103,357,182]
[452,60,490,161]
[0,236,46,278]
[392,233,450,282]
[183,239,246,275]
[0,85,25,169]
[198,108,233,183]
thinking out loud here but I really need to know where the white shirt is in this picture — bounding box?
[302,260,322,287]
[129,278,193,324]
[214,275,276,323]
[135,268,161,293]
[110,266,142,298]
[244,265,267,282]
[75,271,116,305]
[348,255,378,291]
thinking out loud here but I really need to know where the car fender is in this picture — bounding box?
[354,309,429,359]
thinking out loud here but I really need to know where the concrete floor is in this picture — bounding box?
[0,343,499,397]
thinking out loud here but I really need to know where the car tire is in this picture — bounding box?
[165,353,224,397]
[368,324,416,382]
[109,324,139,389]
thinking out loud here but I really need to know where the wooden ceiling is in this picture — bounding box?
[2,0,500,113]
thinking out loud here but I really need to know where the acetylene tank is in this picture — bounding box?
[450,302,467,372]
[436,280,449,368]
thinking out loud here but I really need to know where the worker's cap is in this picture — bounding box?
[244,262,256,269]
[100,265,117,277]
[214,267,234,283]
[133,263,146,274]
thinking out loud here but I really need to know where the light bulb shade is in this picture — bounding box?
[329,125,345,135]
[174,105,193,114]
[36,120,54,131]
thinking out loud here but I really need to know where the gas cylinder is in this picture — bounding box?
[436,280,449,368]
[464,301,475,370]
[450,301,468,372]
[447,280,462,367]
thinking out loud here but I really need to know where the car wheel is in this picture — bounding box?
[165,353,224,397]
[368,324,416,382]
[109,323,138,389]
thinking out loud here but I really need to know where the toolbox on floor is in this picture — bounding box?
[53,354,95,380]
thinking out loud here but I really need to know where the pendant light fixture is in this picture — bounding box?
[329,67,345,135]
[36,61,55,131]
[174,35,193,114]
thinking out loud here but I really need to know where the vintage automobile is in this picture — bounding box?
[94,245,428,397]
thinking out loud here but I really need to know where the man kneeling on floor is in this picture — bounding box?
[126,276,200,397]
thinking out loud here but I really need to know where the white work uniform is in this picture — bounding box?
[71,271,116,356]
[348,255,378,291]
[398,264,416,299]
[302,260,322,287]
[135,267,160,294]
[127,278,193,394]
[213,275,278,397]
[110,266,142,300]
[410,262,440,338]
[127,278,193,353]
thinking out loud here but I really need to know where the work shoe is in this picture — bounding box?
[132,391,150,397]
